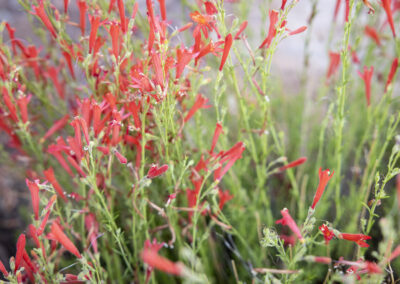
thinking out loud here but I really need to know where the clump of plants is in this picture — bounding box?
[0,0,399,282]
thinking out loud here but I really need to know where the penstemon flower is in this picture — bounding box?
[310,168,334,210]
[50,222,82,258]
[319,224,334,245]
[358,66,374,107]
[14,234,26,272]
[339,233,371,247]
[141,248,183,276]
[276,208,304,243]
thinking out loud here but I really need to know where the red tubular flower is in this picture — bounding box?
[382,0,396,37]
[339,233,371,247]
[184,94,211,123]
[26,179,40,220]
[151,52,164,87]
[334,0,341,20]
[190,11,215,39]
[14,234,26,272]
[117,0,127,33]
[319,224,334,245]
[389,244,400,261]
[108,21,120,59]
[311,168,334,210]
[85,213,99,253]
[210,123,223,154]
[31,0,57,38]
[364,26,381,46]
[305,255,332,264]
[157,0,167,20]
[5,23,16,55]
[281,0,288,10]
[345,0,350,22]
[43,167,67,201]
[0,260,8,277]
[64,0,69,13]
[42,114,70,142]
[89,14,101,54]
[51,222,82,258]
[218,189,233,210]
[28,225,41,248]
[234,21,248,40]
[147,164,169,178]
[326,52,341,80]
[176,47,193,79]
[385,58,398,92]
[141,249,182,276]
[288,26,307,36]
[178,22,193,33]
[2,87,18,122]
[114,150,127,164]
[77,0,87,36]
[278,157,307,171]
[276,208,304,242]
[204,1,218,15]
[38,195,57,236]
[214,142,245,181]
[358,66,374,106]
[219,34,233,71]
[16,95,29,124]
[259,10,279,49]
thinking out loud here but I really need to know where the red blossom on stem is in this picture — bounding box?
[288,26,307,36]
[114,150,128,164]
[26,179,40,220]
[276,208,304,243]
[15,234,26,272]
[358,66,374,107]
[38,195,57,236]
[305,255,332,264]
[204,1,218,15]
[339,233,371,247]
[0,260,8,277]
[85,213,99,253]
[141,249,183,276]
[278,157,307,171]
[311,168,334,210]
[385,58,398,92]
[382,0,396,37]
[41,114,70,142]
[219,34,233,71]
[44,167,67,201]
[319,224,334,245]
[89,14,101,54]
[117,0,127,33]
[259,10,279,49]
[184,94,211,123]
[234,21,248,40]
[210,123,223,154]
[158,0,167,20]
[364,26,381,46]
[214,142,245,181]
[218,189,233,210]
[345,0,350,22]
[281,0,288,10]
[326,52,341,80]
[334,0,341,20]
[51,222,82,258]
[31,0,57,38]
[77,0,87,36]
[147,164,169,178]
